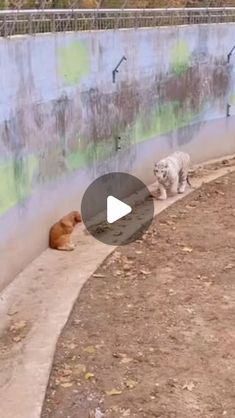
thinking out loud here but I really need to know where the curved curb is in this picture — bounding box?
[0,160,235,418]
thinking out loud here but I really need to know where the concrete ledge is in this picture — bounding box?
[0,160,235,418]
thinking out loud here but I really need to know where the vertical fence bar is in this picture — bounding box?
[3,13,7,37]
[28,12,32,34]
[51,12,55,32]
[74,10,78,31]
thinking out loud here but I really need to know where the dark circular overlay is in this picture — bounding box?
[81,172,154,246]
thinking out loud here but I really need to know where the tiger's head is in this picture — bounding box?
[153,161,169,183]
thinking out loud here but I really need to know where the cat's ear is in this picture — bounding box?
[74,212,81,223]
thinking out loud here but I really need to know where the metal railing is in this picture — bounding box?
[1,7,235,36]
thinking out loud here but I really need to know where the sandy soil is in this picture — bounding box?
[41,170,235,418]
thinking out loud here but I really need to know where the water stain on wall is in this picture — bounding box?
[64,53,231,174]
[36,93,73,183]
[1,111,37,212]
[133,58,230,147]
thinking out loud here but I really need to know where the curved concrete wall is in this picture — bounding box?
[1,23,235,290]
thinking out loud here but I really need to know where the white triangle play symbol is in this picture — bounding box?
[107,195,132,224]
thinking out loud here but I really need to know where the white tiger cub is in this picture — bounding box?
[153,151,191,200]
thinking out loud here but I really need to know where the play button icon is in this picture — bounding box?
[107,196,132,224]
[81,172,154,246]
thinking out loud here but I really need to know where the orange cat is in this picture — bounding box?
[49,211,82,251]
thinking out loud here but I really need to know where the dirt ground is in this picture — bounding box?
[42,170,235,418]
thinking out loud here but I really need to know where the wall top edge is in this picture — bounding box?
[1,7,235,15]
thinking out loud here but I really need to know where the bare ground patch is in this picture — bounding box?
[42,171,235,418]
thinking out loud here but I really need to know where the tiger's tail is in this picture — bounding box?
[187,175,195,189]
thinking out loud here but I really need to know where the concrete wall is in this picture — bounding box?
[1,23,235,290]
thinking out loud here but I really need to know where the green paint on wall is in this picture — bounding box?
[67,149,88,171]
[171,41,191,76]
[230,93,235,105]
[67,140,115,172]
[58,41,90,85]
[0,100,198,216]
[0,155,38,215]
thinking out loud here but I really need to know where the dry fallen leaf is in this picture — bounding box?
[165,220,175,226]
[196,275,208,281]
[60,382,73,388]
[58,376,72,383]
[94,223,112,233]
[12,335,23,343]
[93,274,106,278]
[121,357,133,364]
[105,388,122,396]
[83,345,96,354]
[73,319,82,326]
[111,405,119,412]
[183,382,195,391]
[7,310,18,317]
[62,369,72,377]
[215,190,225,196]
[140,270,151,275]
[85,372,95,380]
[67,343,77,350]
[185,204,196,209]
[10,320,27,332]
[122,410,131,417]
[73,363,86,377]
[114,231,123,237]
[125,379,138,389]
[182,247,193,253]
[224,263,233,271]
[204,282,213,288]
[123,265,132,272]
